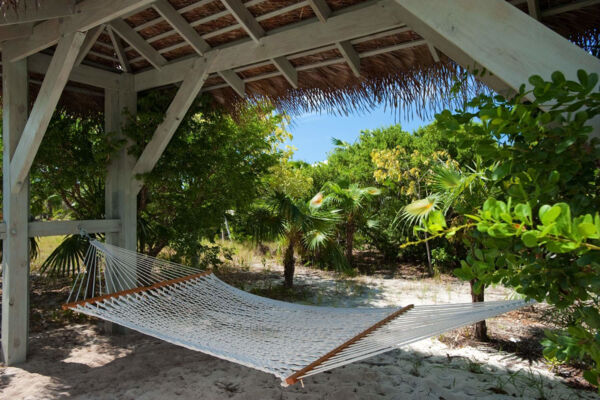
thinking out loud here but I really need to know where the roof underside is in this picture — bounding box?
[2,0,600,116]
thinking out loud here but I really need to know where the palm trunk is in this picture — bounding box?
[470,279,488,341]
[345,218,355,267]
[283,239,295,288]
[424,232,433,277]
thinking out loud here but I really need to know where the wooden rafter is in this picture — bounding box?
[135,0,406,91]
[220,0,264,43]
[202,39,428,92]
[109,19,166,70]
[107,26,131,72]
[153,0,211,56]
[272,56,298,88]
[9,32,86,194]
[336,41,361,77]
[0,0,75,26]
[527,0,541,19]
[427,42,440,62]
[218,70,246,97]
[125,0,304,62]
[542,0,600,17]
[308,0,331,23]
[75,24,105,66]
[3,0,156,62]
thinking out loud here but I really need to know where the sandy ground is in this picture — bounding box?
[1,262,598,400]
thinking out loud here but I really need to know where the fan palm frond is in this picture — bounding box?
[39,234,90,277]
[398,196,439,228]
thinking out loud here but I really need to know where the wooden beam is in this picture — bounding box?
[307,0,331,23]
[109,19,166,70]
[28,220,121,237]
[3,0,156,62]
[127,0,307,63]
[135,0,406,91]
[9,32,86,194]
[27,53,122,90]
[218,69,245,97]
[393,0,600,99]
[527,0,541,19]
[336,40,360,77]
[427,42,440,62]
[132,56,215,194]
[542,0,600,17]
[107,26,131,72]
[2,54,29,366]
[0,23,32,41]
[153,0,211,56]
[220,0,264,43]
[75,24,105,66]
[202,38,428,91]
[0,0,75,26]
[271,56,298,88]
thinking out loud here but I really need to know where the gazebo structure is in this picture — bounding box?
[1,0,599,366]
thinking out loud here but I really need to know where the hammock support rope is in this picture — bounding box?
[64,239,531,386]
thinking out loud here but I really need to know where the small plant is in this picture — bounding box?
[409,356,422,377]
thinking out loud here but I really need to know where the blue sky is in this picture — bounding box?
[286,103,433,163]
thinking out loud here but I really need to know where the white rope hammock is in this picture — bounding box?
[64,239,531,386]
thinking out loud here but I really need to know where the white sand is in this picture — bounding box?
[1,262,597,399]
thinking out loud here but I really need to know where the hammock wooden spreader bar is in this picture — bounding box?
[62,271,211,310]
[64,239,533,386]
[284,303,415,385]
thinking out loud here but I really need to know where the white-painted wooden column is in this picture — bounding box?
[105,74,137,251]
[1,54,30,365]
[104,75,137,334]
[105,75,137,265]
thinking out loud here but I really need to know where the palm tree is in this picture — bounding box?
[317,183,380,267]
[250,192,342,288]
[402,161,497,340]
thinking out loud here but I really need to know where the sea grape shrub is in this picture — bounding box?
[425,71,600,387]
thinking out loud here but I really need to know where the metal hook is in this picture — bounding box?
[78,225,92,241]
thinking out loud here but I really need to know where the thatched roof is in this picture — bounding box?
[1,0,599,117]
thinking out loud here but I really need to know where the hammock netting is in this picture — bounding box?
[64,240,531,386]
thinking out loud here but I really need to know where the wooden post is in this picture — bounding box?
[104,75,137,335]
[1,54,30,365]
[105,74,137,252]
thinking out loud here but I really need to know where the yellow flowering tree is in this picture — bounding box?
[371,147,459,275]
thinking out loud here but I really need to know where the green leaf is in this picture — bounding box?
[577,69,588,87]
[551,71,565,84]
[515,203,532,224]
[491,163,510,180]
[529,75,545,87]
[540,205,561,225]
[577,222,598,238]
[521,231,538,247]
[583,370,598,387]
[556,137,576,153]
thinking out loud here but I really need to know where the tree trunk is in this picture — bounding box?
[424,232,433,277]
[345,219,355,268]
[470,279,488,341]
[283,239,295,288]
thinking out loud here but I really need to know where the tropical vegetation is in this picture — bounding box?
[0,69,598,389]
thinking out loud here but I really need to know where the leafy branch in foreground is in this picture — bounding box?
[403,69,600,387]
[416,198,600,385]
